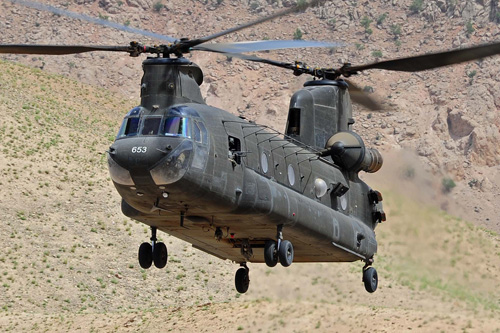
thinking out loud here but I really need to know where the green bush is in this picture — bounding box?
[153,1,164,12]
[361,16,372,29]
[410,0,424,14]
[390,24,402,37]
[372,50,383,58]
[361,16,373,35]
[442,177,456,193]
[293,28,303,40]
[465,20,475,37]
[377,13,388,25]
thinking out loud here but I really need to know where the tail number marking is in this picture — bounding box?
[131,146,148,153]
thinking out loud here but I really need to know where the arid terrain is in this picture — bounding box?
[1,0,500,331]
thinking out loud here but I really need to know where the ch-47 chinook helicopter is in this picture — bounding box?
[3,0,500,294]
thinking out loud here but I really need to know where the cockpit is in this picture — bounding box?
[109,105,210,188]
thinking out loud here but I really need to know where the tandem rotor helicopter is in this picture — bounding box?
[3,0,500,294]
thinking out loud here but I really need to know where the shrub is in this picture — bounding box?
[361,16,372,29]
[377,13,388,25]
[409,0,424,14]
[372,50,383,58]
[153,1,163,12]
[361,16,373,35]
[390,24,402,37]
[465,20,475,37]
[442,177,456,193]
[293,28,303,40]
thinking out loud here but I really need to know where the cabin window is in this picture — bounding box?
[163,116,191,138]
[141,116,162,135]
[228,136,241,164]
[287,108,301,135]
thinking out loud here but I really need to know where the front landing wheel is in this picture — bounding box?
[363,267,378,293]
[278,240,294,267]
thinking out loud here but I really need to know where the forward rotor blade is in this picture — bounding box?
[192,40,343,54]
[346,41,500,74]
[344,79,383,111]
[209,51,294,69]
[185,0,325,48]
[6,0,177,43]
[0,44,131,55]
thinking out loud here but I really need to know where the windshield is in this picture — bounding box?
[141,116,162,135]
[116,107,142,138]
[163,116,191,138]
[116,109,192,139]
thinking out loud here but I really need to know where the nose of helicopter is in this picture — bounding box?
[107,137,193,187]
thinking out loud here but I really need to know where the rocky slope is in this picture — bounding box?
[1,0,500,230]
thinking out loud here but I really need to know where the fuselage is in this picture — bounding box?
[108,101,382,264]
[107,56,383,265]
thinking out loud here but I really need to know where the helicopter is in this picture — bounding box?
[3,0,500,294]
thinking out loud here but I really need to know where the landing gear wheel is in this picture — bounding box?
[153,242,168,268]
[363,267,378,293]
[138,242,152,269]
[264,241,278,267]
[278,240,294,267]
[235,267,250,294]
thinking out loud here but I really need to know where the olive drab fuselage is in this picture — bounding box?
[108,57,385,265]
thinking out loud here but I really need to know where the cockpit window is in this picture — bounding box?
[163,116,191,138]
[116,107,198,140]
[194,121,208,144]
[116,107,142,139]
[141,116,162,135]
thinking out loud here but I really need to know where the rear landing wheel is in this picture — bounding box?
[153,242,168,268]
[363,267,378,293]
[264,241,278,267]
[138,242,152,269]
[235,266,250,294]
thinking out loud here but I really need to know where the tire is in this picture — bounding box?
[153,242,168,269]
[138,242,153,269]
[363,267,378,293]
[264,241,278,267]
[278,240,294,267]
[235,268,250,294]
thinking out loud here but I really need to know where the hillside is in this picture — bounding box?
[1,0,500,232]
[0,58,499,332]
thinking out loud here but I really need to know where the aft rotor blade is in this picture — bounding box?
[344,79,383,111]
[193,40,343,54]
[346,41,500,74]
[6,0,177,43]
[0,44,131,55]
[185,0,325,48]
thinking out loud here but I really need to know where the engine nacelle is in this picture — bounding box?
[322,131,383,173]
